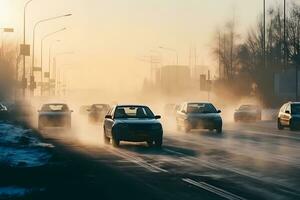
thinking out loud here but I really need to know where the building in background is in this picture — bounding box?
[157,65,191,94]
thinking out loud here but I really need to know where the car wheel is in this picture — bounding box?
[147,140,154,147]
[257,114,262,121]
[112,136,120,147]
[290,119,296,131]
[154,137,163,148]
[216,126,222,133]
[277,119,283,130]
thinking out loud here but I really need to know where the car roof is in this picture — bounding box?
[185,102,212,104]
[290,102,300,104]
[43,103,68,106]
[116,104,149,107]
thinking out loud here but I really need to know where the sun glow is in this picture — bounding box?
[0,1,14,27]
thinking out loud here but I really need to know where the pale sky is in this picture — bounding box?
[0,0,290,91]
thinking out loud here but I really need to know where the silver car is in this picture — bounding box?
[176,102,222,133]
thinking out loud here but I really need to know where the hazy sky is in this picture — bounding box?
[0,0,289,91]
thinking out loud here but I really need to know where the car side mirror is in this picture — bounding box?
[86,109,91,112]
[105,115,113,119]
[217,110,222,113]
[285,110,290,114]
[155,115,161,119]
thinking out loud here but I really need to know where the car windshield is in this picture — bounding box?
[114,106,155,119]
[93,104,109,111]
[292,104,300,114]
[187,103,217,113]
[238,105,257,111]
[42,104,69,112]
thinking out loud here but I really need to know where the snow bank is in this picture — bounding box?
[0,122,53,167]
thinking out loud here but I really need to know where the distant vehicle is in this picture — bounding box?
[0,103,8,119]
[176,102,222,133]
[38,103,73,130]
[79,105,91,115]
[234,104,262,122]
[88,104,110,123]
[278,102,300,131]
[103,105,163,147]
[164,103,176,115]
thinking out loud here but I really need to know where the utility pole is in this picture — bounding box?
[284,0,287,70]
[22,0,33,97]
[263,0,266,69]
[219,31,221,79]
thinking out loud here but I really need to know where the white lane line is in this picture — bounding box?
[182,178,247,200]
[164,148,300,195]
[107,147,168,173]
[225,128,300,141]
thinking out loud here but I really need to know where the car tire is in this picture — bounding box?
[290,119,296,131]
[216,126,222,133]
[112,136,120,147]
[154,137,163,148]
[147,140,154,147]
[277,119,284,130]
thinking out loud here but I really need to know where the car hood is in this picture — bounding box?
[115,118,160,125]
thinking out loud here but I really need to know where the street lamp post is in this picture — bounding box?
[48,40,60,95]
[40,28,66,96]
[30,13,72,96]
[53,52,74,95]
[22,0,33,97]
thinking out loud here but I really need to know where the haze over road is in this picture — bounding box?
[37,120,300,200]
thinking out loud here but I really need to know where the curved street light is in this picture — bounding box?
[22,0,34,97]
[40,27,66,96]
[30,14,71,96]
[31,14,72,76]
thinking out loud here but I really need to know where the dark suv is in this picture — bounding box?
[278,102,300,131]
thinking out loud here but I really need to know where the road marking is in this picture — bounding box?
[225,128,300,141]
[164,148,300,196]
[107,147,168,173]
[182,178,247,200]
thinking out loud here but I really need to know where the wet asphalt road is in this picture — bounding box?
[38,120,300,200]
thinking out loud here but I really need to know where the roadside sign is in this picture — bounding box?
[3,28,14,32]
[33,67,42,72]
[20,44,30,56]
[44,72,50,78]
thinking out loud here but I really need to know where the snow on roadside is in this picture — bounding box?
[0,186,44,199]
[0,121,53,167]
